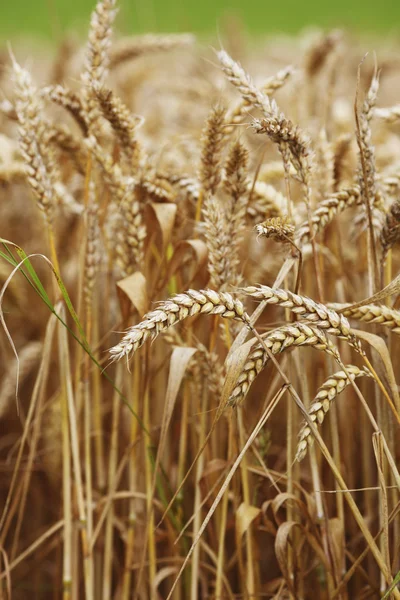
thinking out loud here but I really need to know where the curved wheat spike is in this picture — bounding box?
[228,322,340,407]
[380,199,400,266]
[110,290,249,361]
[295,185,361,245]
[255,216,295,242]
[241,285,363,353]
[328,303,400,335]
[109,33,195,68]
[296,365,373,462]
[217,50,272,116]
[374,104,400,123]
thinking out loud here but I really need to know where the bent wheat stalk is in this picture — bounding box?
[296,365,373,461]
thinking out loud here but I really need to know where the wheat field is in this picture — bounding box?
[0,1,400,598]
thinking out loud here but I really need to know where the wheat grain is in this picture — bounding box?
[228,323,340,407]
[109,33,195,68]
[203,196,232,289]
[295,185,361,245]
[296,365,373,461]
[110,289,248,360]
[93,87,142,166]
[218,50,273,116]
[374,104,400,123]
[328,302,400,334]
[42,85,88,135]
[380,199,400,264]
[83,0,118,88]
[12,59,56,224]
[199,105,227,196]
[255,216,295,242]
[242,284,363,352]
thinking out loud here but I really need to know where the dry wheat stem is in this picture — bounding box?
[110,289,249,360]
[0,342,43,420]
[228,323,340,407]
[296,365,373,461]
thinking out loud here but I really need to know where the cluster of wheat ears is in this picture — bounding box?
[0,1,400,598]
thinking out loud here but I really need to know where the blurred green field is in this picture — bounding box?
[0,0,399,41]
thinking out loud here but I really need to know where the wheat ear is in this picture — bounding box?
[12,59,56,224]
[374,104,400,123]
[328,302,400,335]
[110,290,249,361]
[42,85,88,135]
[199,105,227,196]
[93,87,142,166]
[380,199,400,265]
[217,49,272,116]
[228,323,340,407]
[296,365,373,461]
[295,185,361,245]
[109,33,195,68]
[241,285,359,345]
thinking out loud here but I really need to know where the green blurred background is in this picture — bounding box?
[0,0,399,41]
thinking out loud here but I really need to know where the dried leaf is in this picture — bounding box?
[116,271,148,321]
[274,521,304,593]
[236,502,261,540]
[146,202,177,250]
[355,328,400,414]
[167,239,208,287]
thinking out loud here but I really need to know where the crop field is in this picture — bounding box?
[0,0,400,598]
[1,0,400,39]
